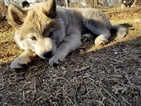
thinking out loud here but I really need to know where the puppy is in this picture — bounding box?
[7,0,127,70]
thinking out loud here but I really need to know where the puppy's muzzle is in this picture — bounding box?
[43,51,52,58]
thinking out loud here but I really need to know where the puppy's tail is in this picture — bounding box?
[110,25,128,38]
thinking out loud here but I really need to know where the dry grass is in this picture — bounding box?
[0,7,141,106]
[0,2,7,21]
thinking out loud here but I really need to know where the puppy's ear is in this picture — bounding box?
[42,0,56,18]
[7,3,27,28]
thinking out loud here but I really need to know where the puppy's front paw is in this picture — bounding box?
[49,54,66,66]
[10,55,31,71]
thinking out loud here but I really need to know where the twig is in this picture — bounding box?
[74,66,90,72]
[119,94,132,106]
[73,84,79,106]
[102,86,118,102]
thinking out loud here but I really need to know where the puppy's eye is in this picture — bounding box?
[31,36,36,41]
[48,32,53,37]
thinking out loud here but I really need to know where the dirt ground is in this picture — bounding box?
[0,7,141,106]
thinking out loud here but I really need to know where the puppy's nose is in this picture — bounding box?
[43,51,52,58]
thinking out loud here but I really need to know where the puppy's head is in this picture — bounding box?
[7,0,65,59]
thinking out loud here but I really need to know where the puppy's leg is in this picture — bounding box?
[83,26,111,45]
[49,32,82,65]
[82,9,112,45]
[83,21,111,45]
[10,50,34,70]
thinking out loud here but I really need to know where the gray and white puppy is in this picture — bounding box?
[7,0,127,70]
